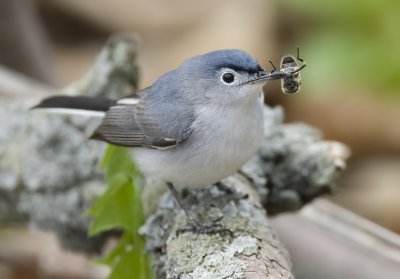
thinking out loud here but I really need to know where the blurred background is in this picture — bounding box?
[0,0,399,278]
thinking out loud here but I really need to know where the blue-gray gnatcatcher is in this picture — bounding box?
[34,49,272,234]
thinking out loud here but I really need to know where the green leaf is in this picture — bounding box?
[87,145,143,236]
[87,177,135,236]
[100,232,153,279]
[87,145,153,279]
[101,145,138,180]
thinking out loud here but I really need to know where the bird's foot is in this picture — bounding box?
[177,217,232,237]
[215,181,249,200]
[215,181,234,194]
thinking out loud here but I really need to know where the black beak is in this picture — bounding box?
[244,69,288,85]
[245,70,272,84]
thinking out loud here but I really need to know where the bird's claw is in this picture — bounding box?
[176,219,233,237]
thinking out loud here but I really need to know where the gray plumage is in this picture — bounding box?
[34,49,270,187]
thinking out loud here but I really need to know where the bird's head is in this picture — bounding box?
[179,49,269,105]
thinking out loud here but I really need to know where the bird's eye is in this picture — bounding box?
[221,72,235,84]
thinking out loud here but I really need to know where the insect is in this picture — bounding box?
[267,46,306,94]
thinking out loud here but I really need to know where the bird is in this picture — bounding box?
[34,49,270,234]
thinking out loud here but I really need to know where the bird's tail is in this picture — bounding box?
[32,95,117,117]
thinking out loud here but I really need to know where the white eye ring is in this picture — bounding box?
[221,72,235,84]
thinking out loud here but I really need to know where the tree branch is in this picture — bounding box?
[141,175,293,278]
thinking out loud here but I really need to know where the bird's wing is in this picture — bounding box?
[91,97,192,149]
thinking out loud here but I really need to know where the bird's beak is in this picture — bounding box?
[246,71,271,84]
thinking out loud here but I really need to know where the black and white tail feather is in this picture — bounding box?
[33,95,183,149]
[32,95,116,117]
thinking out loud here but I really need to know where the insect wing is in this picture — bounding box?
[280,54,301,94]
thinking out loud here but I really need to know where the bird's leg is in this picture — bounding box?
[166,182,232,236]
[215,181,249,200]
[166,182,197,223]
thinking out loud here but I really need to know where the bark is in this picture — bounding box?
[141,175,294,279]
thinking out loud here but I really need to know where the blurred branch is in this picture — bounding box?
[302,200,400,263]
[272,199,400,279]
[0,66,57,100]
[0,0,57,85]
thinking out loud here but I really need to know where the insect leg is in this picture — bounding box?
[296,46,304,63]
[291,63,306,74]
[268,60,277,73]
[294,45,307,72]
